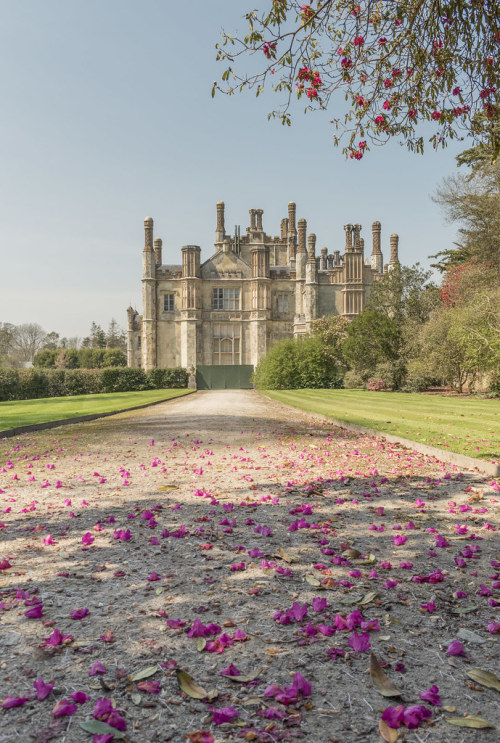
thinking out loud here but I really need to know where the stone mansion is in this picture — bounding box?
[126,201,400,372]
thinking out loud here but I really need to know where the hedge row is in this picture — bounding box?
[33,348,126,369]
[0,367,188,401]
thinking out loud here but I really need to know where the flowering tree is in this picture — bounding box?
[214,1,499,158]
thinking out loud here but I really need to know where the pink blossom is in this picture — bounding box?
[71,691,91,704]
[487,621,500,634]
[25,603,44,618]
[52,699,78,717]
[221,664,240,676]
[34,678,54,701]
[43,534,55,545]
[419,685,442,706]
[446,639,466,656]
[348,631,371,652]
[71,607,89,620]
[213,706,239,724]
[2,696,28,709]
[81,532,95,546]
[89,661,107,676]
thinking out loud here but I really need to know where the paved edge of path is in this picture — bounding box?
[261,394,500,478]
[0,390,196,441]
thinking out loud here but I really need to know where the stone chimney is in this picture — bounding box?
[344,224,353,252]
[353,224,362,251]
[297,218,307,254]
[371,221,383,273]
[255,209,264,232]
[389,233,400,269]
[154,238,162,266]
[216,201,225,245]
[320,246,328,270]
[281,218,289,240]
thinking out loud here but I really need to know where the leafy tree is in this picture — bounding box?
[42,332,60,350]
[431,154,500,272]
[0,323,16,366]
[309,314,349,367]
[106,318,126,352]
[55,348,79,369]
[103,349,127,367]
[89,322,107,349]
[409,307,477,391]
[33,349,57,368]
[342,309,402,379]
[215,1,500,158]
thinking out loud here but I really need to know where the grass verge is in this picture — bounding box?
[0,389,194,430]
[264,389,500,463]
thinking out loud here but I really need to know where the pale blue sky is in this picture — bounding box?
[0,0,466,338]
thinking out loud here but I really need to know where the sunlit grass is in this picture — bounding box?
[264,389,500,462]
[0,389,194,430]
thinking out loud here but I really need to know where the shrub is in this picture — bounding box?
[146,367,189,388]
[401,375,434,393]
[0,366,188,401]
[100,367,148,393]
[343,370,365,389]
[0,368,20,401]
[253,336,339,389]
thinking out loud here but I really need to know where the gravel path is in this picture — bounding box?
[0,390,499,743]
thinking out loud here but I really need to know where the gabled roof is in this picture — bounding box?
[201,248,251,280]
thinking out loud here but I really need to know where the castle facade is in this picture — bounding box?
[126,201,400,372]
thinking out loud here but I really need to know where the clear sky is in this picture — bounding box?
[0,0,467,339]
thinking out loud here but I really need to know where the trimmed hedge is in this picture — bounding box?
[0,367,188,401]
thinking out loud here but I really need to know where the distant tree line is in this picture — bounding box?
[0,319,126,368]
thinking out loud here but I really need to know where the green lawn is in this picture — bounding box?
[265,389,500,462]
[0,389,194,430]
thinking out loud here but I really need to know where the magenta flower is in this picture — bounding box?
[290,602,308,622]
[0,558,12,570]
[221,664,240,676]
[81,532,95,546]
[52,699,78,717]
[42,628,73,647]
[136,680,161,693]
[403,705,432,728]
[25,604,44,619]
[381,705,405,729]
[147,572,161,581]
[43,535,55,545]
[348,631,371,652]
[34,678,54,701]
[487,621,500,634]
[2,696,28,709]
[392,535,407,546]
[446,639,466,656]
[89,661,107,676]
[419,685,442,706]
[93,698,127,731]
[420,601,436,613]
[71,607,89,620]
[213,706,239,724]
[291,672,311,697]
[71,691,91,704]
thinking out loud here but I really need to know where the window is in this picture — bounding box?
[212,324,240,365]
[163,294,175,312]
[212,287,240,311]
[277,293,289,313]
